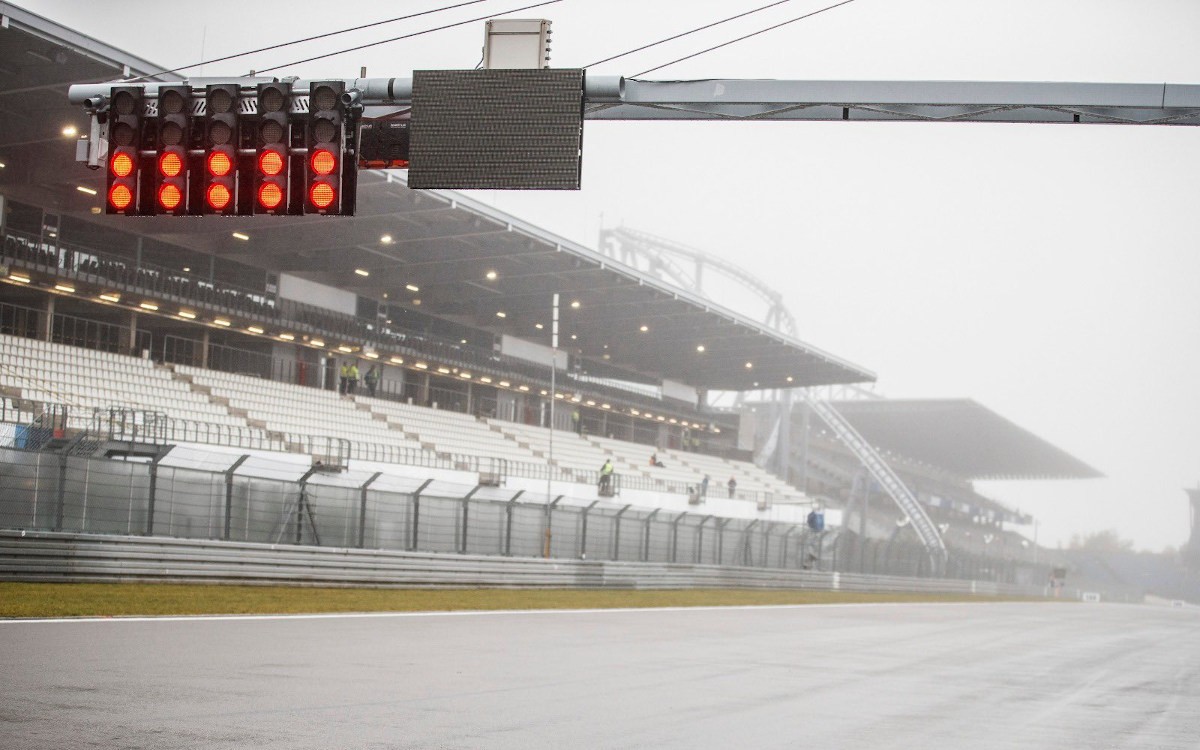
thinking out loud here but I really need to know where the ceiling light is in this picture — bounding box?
[61,125,77,137]
[354,268,370,277]
[437,367,451,374]
[248,326,264,334]
[365,352,379,359]
[639,325,648,332]
[380,234,393,244]
[586,400,595,406]
[231,232,249,241]
[76,185,98,196]
[390,356,404,364]
[745,362,753,369]
[485,270,497,280]
[753,382,759,388]
[480,376,492,384]
[139,302,159,311]
[657,416,666,421]
[669,418,677,424]
[279,333,295,341]
[499,380,511,388]
[786,376,794,383]
[601,404,610,410]
[496,311,506,318]
[460,339,467,344]
[213,318,231,327]
[405,284,419,292]
[412,299,421,306]
[338,345,353,353]
[415,362,428,369]
[54,284,75,293]
[570,334,577,340]
[10,274,31,284]
[570,300,580,309]
[535,323,544,330]
[518,385,529,392]
[99,293,120,303]
[696,345,705,352]
[554,393,565,399]
[182,266,191,273]
[310,339,325,347]
[460,372,471,379]
[0,161,6,169]
[178,310,196,319]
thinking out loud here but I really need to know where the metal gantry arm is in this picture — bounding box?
[582,78,1200,125]
[70,76,1200,127]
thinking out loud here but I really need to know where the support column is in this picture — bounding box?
[200,328,210,369]
[128,311,139,355]
[42,295,55,342]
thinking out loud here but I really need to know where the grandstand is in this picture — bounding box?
[0,3,1106,589]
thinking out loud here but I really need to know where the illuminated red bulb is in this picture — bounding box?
[259,150,284,176]
[310,149,336,176]
[207,151,233,177]
[206,183,232,211]
[309,182,335,209]
[110,152,135,178]
[109,184,133,210]
[258,182,283,210]
[159,151,183,178]
[158,183,183,210]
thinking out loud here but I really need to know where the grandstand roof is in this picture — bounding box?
[0,3,874,392]
[830,398,1103,481]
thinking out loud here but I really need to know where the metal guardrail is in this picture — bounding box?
[0,530,1057,598]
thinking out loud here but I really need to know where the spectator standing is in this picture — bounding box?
[598,459,614,495]
[339,361,350,395]
[727,476,737,498]
[364,364,380,397]
[700,474,710,498]
[347,361,360,395]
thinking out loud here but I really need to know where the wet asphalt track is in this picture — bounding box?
[3,601,1199,749]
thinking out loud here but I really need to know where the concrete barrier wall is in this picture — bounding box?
[0,530,1049,598]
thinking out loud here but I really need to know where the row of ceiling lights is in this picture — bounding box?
[17,273,719,430]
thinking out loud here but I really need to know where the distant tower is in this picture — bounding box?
[1186,486,1200,571]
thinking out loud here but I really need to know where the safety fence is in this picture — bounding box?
[0,447,1030,584]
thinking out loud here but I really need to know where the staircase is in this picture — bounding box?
[800,392,946,567]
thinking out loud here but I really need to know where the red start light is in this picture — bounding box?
[158,183,183,211]
[207,151,233,177]
[259,150,284,176]
[109,184,133,211]
[159,151,184,178]
[206,183,232,211]
[110,152,135,178]
[310,149,337,176]
[309,182,336,209]
[258,182,283,209]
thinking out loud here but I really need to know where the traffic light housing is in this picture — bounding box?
[203,84,239,215]
[154,85,192,215]
[255,82,291,215]
[106,86,143,215]
[306,81,344,215]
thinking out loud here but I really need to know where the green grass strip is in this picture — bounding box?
[0,582,1039,619]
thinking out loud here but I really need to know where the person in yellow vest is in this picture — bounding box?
[347,361,360,395]
[598,458,614,495]
[339,361,350,395]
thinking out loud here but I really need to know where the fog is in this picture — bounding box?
[22,0,1200,551]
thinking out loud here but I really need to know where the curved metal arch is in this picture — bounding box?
[598,226,798,338]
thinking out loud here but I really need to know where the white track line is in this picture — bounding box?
[3,600,1028,625]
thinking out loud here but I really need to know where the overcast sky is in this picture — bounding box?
[20,0,1200,552]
